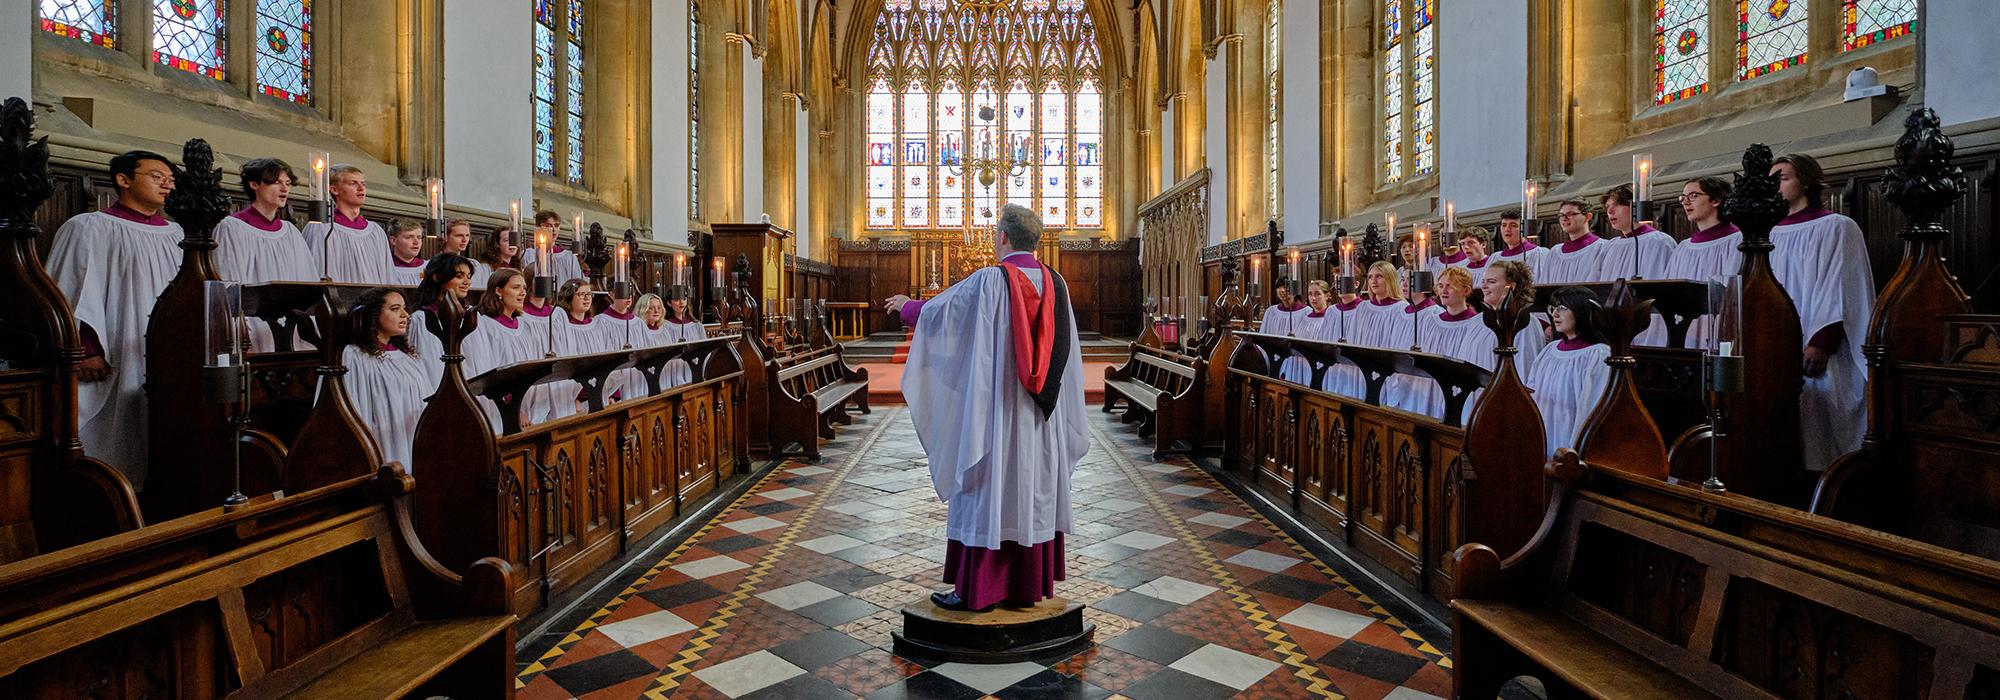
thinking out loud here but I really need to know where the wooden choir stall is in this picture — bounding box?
[0,117,517,698]
[1447,114,2000,698]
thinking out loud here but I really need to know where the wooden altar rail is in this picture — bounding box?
[1225,331,1495,598]
[410,309,749,616]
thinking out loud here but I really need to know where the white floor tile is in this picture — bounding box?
[1225,549,1303,573]
[595,610,697,648]
[1385,688,1449,700]
[826,500,881,516]
[787,466,833,476]
[1131,576,1220,605]
[759,487,815,501]
[929,661,1047,694]
[1167,644,1281,690]
[1188,512,1251,529]
[691,650,805,697]
[721,515,787,534]
[1277,603,1377,639]
[1107,531,1178,551]
[671,555,751,579]
[755,581,845,611]
[1094,498,1147,513]
[1161,485,1215,497]
[797,534,865,554]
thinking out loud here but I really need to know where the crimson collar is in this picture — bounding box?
[1502,240,1538,255]
[1438,307,1479,322]
[230,206,285,232]
[1559,233,1600,254]
[1777,207,1836,226]
[1556,337,1598,351]
[333,209,369,229]
[105,202,169,226]
[1688,223,1741,243]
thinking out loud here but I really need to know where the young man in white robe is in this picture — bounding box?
[1429,225,1489,278]
[1258,282,1312,337]
[439,219,491,288]
[1392,267,1542,423]
[45,150,186,487]
[520,211,586,286]
[1535,199,1611,285]
[1595,184,1677,281]
[1526,287,1613,458]
[386,219,427,287]
[214,158,319,352]
[1637,177,1742,348]
[886,203,1088,612]
[1770,153,1875,472]
[1491,210,1547,270]
[339,288,430,473]
[301,165,394,284]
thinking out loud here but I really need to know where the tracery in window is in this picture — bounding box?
[863,0,1106,231]
[39,0,115,48]
[1410,0,1435,175]
[1266,0,1280,221]
[1653,0,1708,104]
[1381,0,1402,183]
[1842,0,1915,51]
[689,0,701,219]
[255,0,312,104]
[532,0,586,184]
[1380,0,1434,184]
[1738,0,1807,80]
[154,0,227,80]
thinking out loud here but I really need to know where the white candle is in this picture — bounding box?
[509,198,522,233]
[426,177,444,219]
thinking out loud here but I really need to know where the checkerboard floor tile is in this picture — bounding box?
[516,407,1453,699]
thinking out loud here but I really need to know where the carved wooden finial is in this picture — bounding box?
[0,97,52,228]
[1358,223,1389,270]
[1482,278,1533,355]
[165,139,231,248]
[1884,107,1967,230]
[425,292,478,358]
[581,221,611,277]
[1723,144,1786,248]
[1598,280,1655,358]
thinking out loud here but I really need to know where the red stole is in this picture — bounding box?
[1000,262,1057,396]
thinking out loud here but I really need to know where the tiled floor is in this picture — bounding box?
[516,407,1454,699]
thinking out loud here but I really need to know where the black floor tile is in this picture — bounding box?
[637,579,725,610]
[992,669,1110,700]
[1250,572,1337,602]
[1090,591,1181,623]
[797,595,886,627]
[703,533,770,554]
[1206,528,1274,549]
[1101,624,1205,665]
[1320,639,1427,685]
[813,566,895,594]
[865,670,984,700]
[540,650,657,695]
[1117,668,1239,700]
[771,629,874,671]
[740,673,856,700]
[744,500,802,515]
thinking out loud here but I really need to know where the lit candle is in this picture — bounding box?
[509,198,522,233]
[573,213,584,239]
[309,151,329,203]
[712,256,725,290]
[1287,246,1301,283]
[1444,201,1457,234]
[426,177,444,220]
[535,230,552,278]
[1385,212,1397,240]
[1521,179,1540,243]
[1633,153,1654,206]
[616,243,629,283]
[1340,237,1354,278]
[1415,224,1430,270]
[674,253,688,286]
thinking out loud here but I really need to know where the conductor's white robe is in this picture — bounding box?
[45,207,184,486]
[1771,208,1875,471]
[903,258,1088,553]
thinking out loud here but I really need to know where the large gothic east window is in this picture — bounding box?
[864,0,1106,232]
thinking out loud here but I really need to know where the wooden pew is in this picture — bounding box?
[1813,109,2000,560]
[0,97,143,562]
[769,345,871,461]
[413,300,751,615]
[1452,452,2000,699]
[1102,344,1205,457]
[0,468,518,699]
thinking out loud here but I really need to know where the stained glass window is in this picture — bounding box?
[1410,0,1435,175]
[154,0,227,80]
[255,0,312,104]
[1738,0,1807,80]
[1381,0,1403,183]
[863,0,1105,231]
[689,0,701,219]
[1266,0,1280,221]
[531,0,586,184]
[40,0,116,48]
[1843,0,1916,51]
[1654,0,1708,104]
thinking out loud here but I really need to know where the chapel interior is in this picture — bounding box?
[3,0,1999,698]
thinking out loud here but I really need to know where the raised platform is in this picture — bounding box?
[858,361,1113,405]
[843,331,1132,364]
[892,597,1095,664]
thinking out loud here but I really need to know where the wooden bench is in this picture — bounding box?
[1451,453,2000,699]
[0,468,517,699]
[1102,344,1204,456]
[770,346,871,461]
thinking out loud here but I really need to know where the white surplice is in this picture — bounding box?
[1594,226,1677,282]
[214,212,321,353]
[1492,242,1549,271]
[593,311,642,402]
[340,344,431,473]
[1771,210,1875,471]
[1636,225,1742,348]
[1271,306,1328,385]
[45,210,185,487]
[547,312,608,418]
[389,259,427,287]
[1258,303,1313,338]
[1321,299,1411,400]
[301,216,395,285]
[1535,234,1612,285]
[522,246,586,286]
[1525,341,1613,458]
[461,313,550,433]
[660,317,707,389]
[904,262,1088,550]
[1390,309,1545,423]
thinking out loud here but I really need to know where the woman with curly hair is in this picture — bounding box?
[340,288,430,472]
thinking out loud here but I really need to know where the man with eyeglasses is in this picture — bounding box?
[1637,177,1742,348]
[1596,184,1677,281]
[1533,199,1610,285]
[45,150,188,488]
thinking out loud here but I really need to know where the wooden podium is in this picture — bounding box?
[710,222,793,314]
